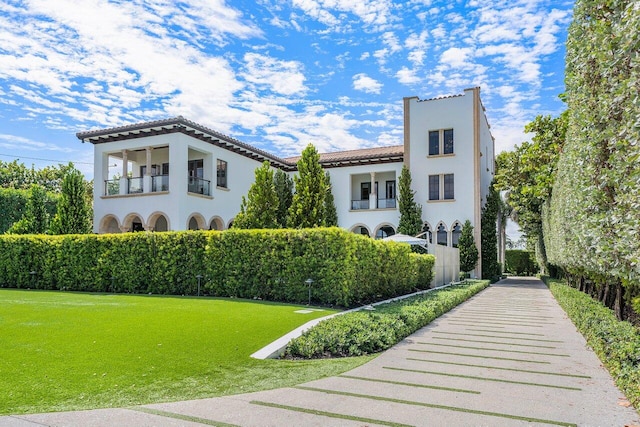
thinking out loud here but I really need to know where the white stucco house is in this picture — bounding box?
[78,87,495,275]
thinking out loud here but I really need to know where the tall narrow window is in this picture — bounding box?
[217,159,227,188]
[451,222,462,247]
[421,223,432,243]
[360,182,370,200]
[443,129,454,154]
[188,159,203,178]
[429,175,440,200]
[444,174,454,199]
[428,131,440,156]
[437,224,447,246]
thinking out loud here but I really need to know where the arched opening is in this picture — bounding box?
[375,225,395,239]
[154,215,168,232]
[421,223,432,243]
[351,225,370,237]
[188,217,199,230]
[122,213,145,233]
[451,222,462,248]
[436,223,448,246]
[100,216,121,234]
[209,217,224,230]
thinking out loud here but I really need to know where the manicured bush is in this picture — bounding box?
[284,280,489,358]
[505,249,537,275]
[0,228,434,307]
[549,279,640,408]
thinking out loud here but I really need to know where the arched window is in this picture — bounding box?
[451,222,462,247]
[421,223,432,243]
[437,224,447,246]
[154,215,168,232]
[188,217,199,230]
[376,225,395,239]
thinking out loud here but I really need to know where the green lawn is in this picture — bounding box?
[0,289,372,415]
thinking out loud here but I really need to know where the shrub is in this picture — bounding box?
[0,228,434,307]
[505,249,537,275]
[549,279,640,408]
[284,280,489,358]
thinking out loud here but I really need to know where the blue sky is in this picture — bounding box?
[1,0,572,180]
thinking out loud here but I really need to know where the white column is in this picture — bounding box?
[119,150,128,195]
[369,172,377,209]
[143,147,152,193]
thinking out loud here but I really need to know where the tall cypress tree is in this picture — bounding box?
[481,182,500,279]
[323,171,338,227]
[397,165,422,236]
[49,169,91,234]
[288,144,326,228]
[459,220,479,275]
[273,169,293,228]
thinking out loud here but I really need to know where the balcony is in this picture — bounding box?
[351,199,370,210]
[104,179,120,196]
[188,177,211,196]
[377,198,397,209]
[152,175,169,192]
[127,177,143,194]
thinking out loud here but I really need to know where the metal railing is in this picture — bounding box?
[377,198,396,208]
[188,177,210,196]
[127,177,143,194]
[351,199,370,210]
[104,179,120,196]
[152,175,169,192]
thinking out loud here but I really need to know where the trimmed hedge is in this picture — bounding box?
[549,279,640,408]
[284,280,489,358]
[0,228,434,307]
[505,249,537,275]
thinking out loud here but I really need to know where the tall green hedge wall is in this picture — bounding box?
[505,249,537,276]
[0,228,434,307]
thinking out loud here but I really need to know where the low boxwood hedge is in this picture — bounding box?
[0,228,434,308]
[284,280,489,358]
[548,279,640,408]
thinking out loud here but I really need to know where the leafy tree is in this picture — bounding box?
[234,161,279,229]
[6,184,50,234]
[288,144,326,228]
[458,220,478,275]
[481,182,500,279]
[494,112,567,274]
[0,160,75,192]
[323,172,338,227]
[397,165,422,236]
[273,169,293,228]
[49,169,92,234]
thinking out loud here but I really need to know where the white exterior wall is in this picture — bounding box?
[93,133,264,233]
[325,162,403,236]
[404,88,494,277]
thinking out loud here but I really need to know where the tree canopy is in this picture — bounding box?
[288,144,327,228]
[397,165,422,236]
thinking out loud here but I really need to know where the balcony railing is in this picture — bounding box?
[351,199,370,210]
[104,179,120,196]
[152,175,169,192]
[377,198,397,209]
[188,177,211,196]
[128,177,143,194]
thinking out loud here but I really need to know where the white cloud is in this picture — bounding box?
[352,73,383,94]
[291,0,395,30]
[440,47,475,68]
[242,53,307,96]
[396,67,420,85]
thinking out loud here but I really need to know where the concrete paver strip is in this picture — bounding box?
[4,277,639,426]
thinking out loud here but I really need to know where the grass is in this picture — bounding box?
[0,289,372,415]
